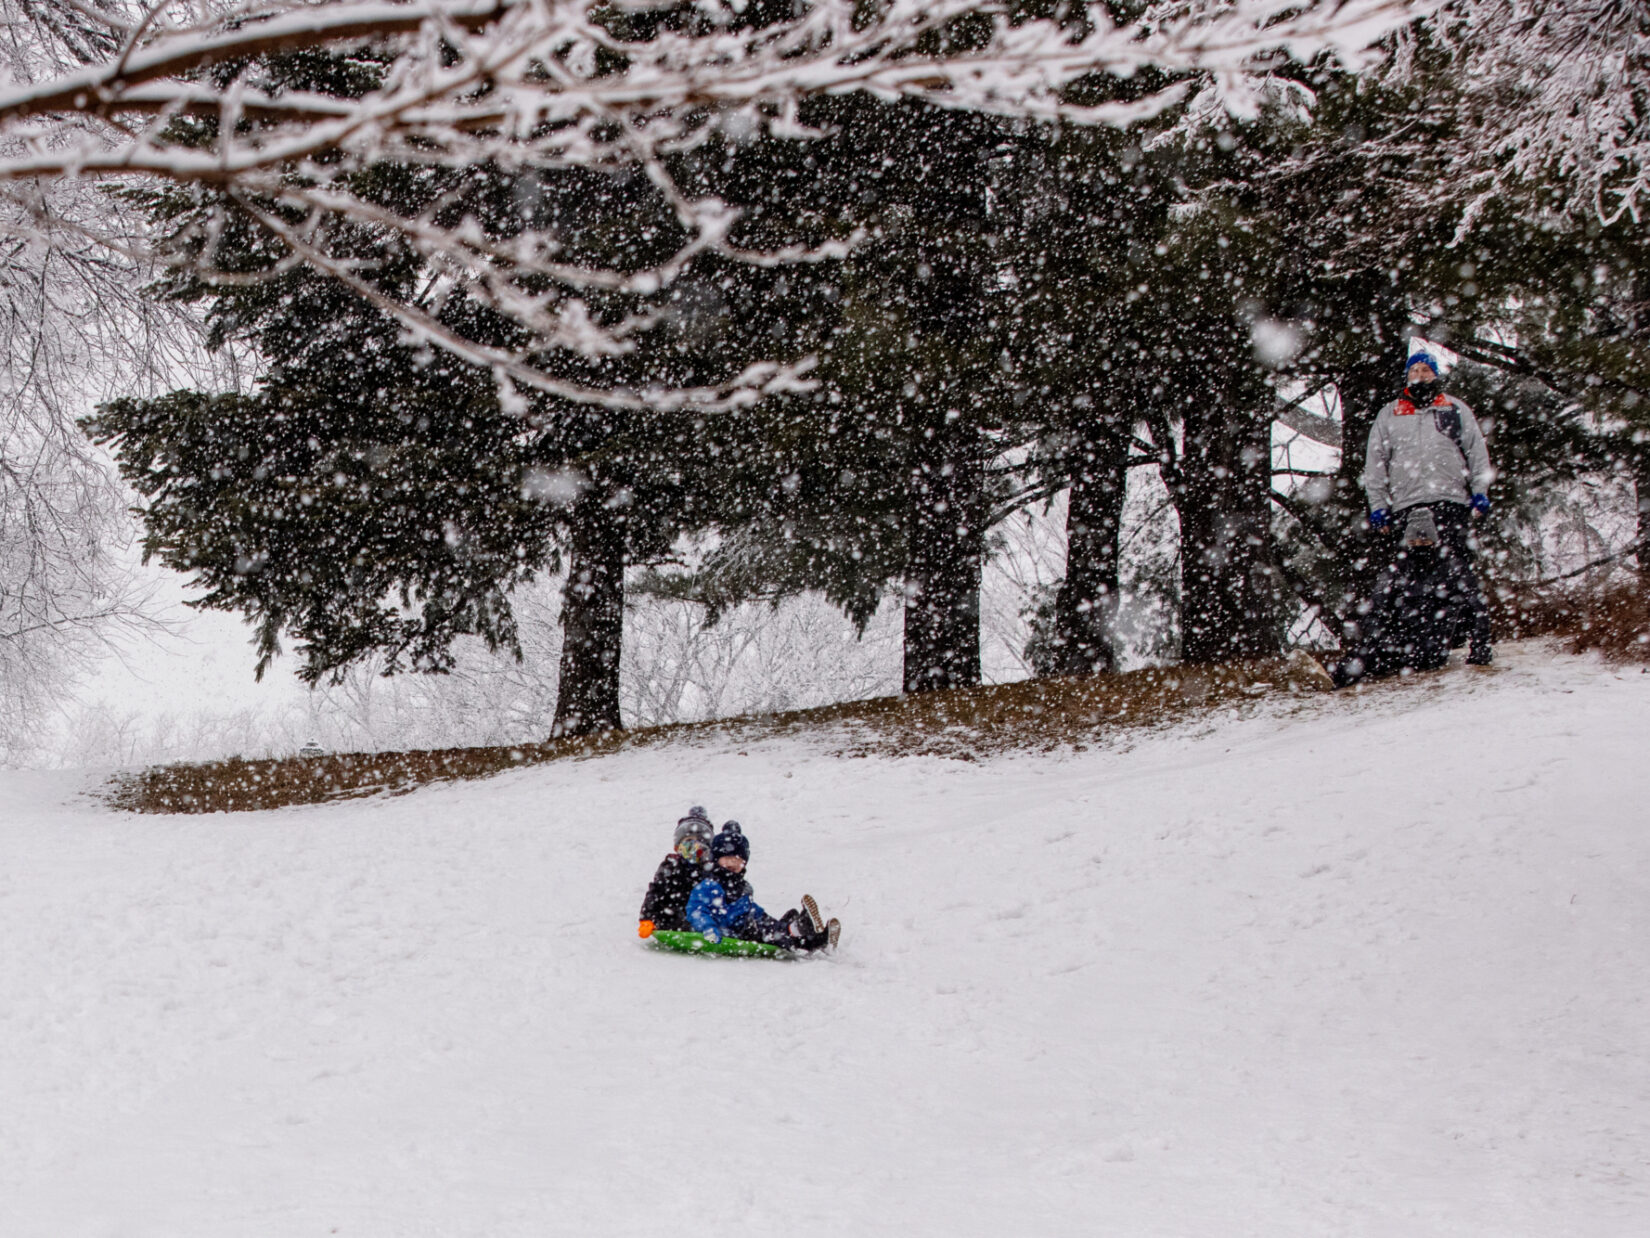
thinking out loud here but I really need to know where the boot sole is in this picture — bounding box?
[801,894,825,935]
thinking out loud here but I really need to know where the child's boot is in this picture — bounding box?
[801,894,825,935]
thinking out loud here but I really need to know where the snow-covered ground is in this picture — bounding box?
[3,646,1647,1236]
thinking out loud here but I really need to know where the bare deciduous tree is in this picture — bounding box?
[0,3,247,761]
[0,183,248,762]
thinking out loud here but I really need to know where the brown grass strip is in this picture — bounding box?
[1490,577,1650,662]
[103,655,1335,815]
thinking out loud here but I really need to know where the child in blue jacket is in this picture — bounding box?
[686,823,832,951]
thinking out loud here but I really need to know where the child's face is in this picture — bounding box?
[677,838,709,863]
[717,855,745,874]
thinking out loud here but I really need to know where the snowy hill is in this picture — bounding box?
[3,646,1647,1236]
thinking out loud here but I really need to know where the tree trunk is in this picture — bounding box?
[1173,378,1289,665]
[1049,428,1128,675]
[552,491,625,736]
[902,411,984,693]
[1636,446,1650,579]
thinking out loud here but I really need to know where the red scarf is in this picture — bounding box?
[1395,392,1450,416]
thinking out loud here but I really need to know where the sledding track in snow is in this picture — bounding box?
[2,645,1646,1236]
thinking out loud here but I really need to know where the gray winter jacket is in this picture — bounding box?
[1362,393,1493,514]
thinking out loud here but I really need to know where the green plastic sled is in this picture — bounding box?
[646,929,793,960]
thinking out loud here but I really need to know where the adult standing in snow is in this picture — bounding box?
[1356,349,1496,670]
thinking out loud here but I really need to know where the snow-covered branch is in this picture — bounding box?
[1393,0,1650,228]
[0,1,1425,132]
[0,0,1427,407]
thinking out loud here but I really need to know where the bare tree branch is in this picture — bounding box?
[0,0,1430,405]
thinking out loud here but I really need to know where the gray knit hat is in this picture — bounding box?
[1403,507,1439,547]
[674,807,713,848]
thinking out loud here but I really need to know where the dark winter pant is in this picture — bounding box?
[1419,502,1492,653]
[1339,502,1491,684]
[735,908,827,952]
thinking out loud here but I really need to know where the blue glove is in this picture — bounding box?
[702,928,721,945]
[1471,494,1490,515]
[1368,508,1389,529]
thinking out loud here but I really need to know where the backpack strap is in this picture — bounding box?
[1430,397,1468,468]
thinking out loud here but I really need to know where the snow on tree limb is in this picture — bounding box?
[0,0,1432,141]
[234,189,820,410]
[1384,0,1650,229]
[0,0,1432,407]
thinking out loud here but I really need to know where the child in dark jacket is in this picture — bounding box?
[685,823,832,951]
[638,807,715,936]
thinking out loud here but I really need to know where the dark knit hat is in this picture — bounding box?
[674,807,713,848]
[711,821,749,862]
